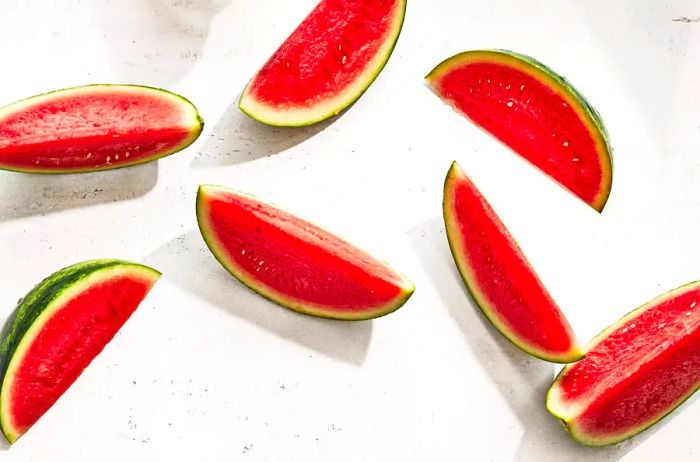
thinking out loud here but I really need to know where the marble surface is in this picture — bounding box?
[1,0,700,460]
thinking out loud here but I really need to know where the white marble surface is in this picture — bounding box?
[1,0,700,460]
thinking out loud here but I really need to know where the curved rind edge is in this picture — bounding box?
[238,0,407,127]
[427,50,613,213]
[546,280,700,446]
[0,259,161,443]
[196,184,414,321]
[0,84,204,174]
[442,162,583,364]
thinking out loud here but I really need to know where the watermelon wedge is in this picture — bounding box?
[547,281,700,446]
[427,50,613,212]
[443,162,582,363]
[0,260,160,443]
[0,84,203,173]
[196,185,414,320]
[239,0,406,126]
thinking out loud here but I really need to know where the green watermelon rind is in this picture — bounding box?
[426,49,613,213]
[546,281,700,447]
[196,185,415,321]
[238,0,407,127]
[443,162,583,364]
[0,259,161,443]
[0,84,204,174]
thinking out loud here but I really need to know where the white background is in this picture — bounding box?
[1,0,699,460]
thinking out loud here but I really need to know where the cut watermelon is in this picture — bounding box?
[0,260,160,443]
[427,50,613,212]
[547,281,700,446]
[443,162,582,363]
[196,185,414,320]
[0,84,203,173]
[239,0,406,126]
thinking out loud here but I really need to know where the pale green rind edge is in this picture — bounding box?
[238,0,407,127]
[426,49,613,213]
[0,84,204,174]
[0,259,161,443]
[546,280,700,447]
[442,161,584,364]
[196,184,415,321]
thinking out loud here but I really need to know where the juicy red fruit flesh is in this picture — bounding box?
[8,276,153,435]
[246,0,400,107]
[0,89,195,170]
[435,62,604,207]
[203,192,404,312]
[446,166,578,358]
[556,286,700,437]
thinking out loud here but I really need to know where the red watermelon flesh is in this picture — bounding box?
[0,85,203,173]
[427,50,613,212]
[196,185,414,320]
[443,162,582,363]
[547,282,700,446]
[0,261,160,443]
[239,0,406,126]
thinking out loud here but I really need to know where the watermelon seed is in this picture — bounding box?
[241,249,246,255]
[520,84,525,92]
[258,261,264,266]
[125,152,130,158]
[134,146,140,150]
[572,157,580,162]
[562,141,570,147]
[506,101,514,108]
[106,156,111,163]
[87,152,92,158]
[115,154,120,160]
[562,102,568,108]
[691,302,697,308]
[342,56,347,64]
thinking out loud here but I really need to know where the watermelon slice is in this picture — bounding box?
[196,185,414,320]
[547,281,700,446]
[0,84,203,173]
[0,260,160,443]
[443,162,582,363]
[427,50,613,212]
[239,0,406,126]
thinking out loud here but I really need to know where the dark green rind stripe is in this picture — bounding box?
[0,84,204,174]
[0,260,155,394]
